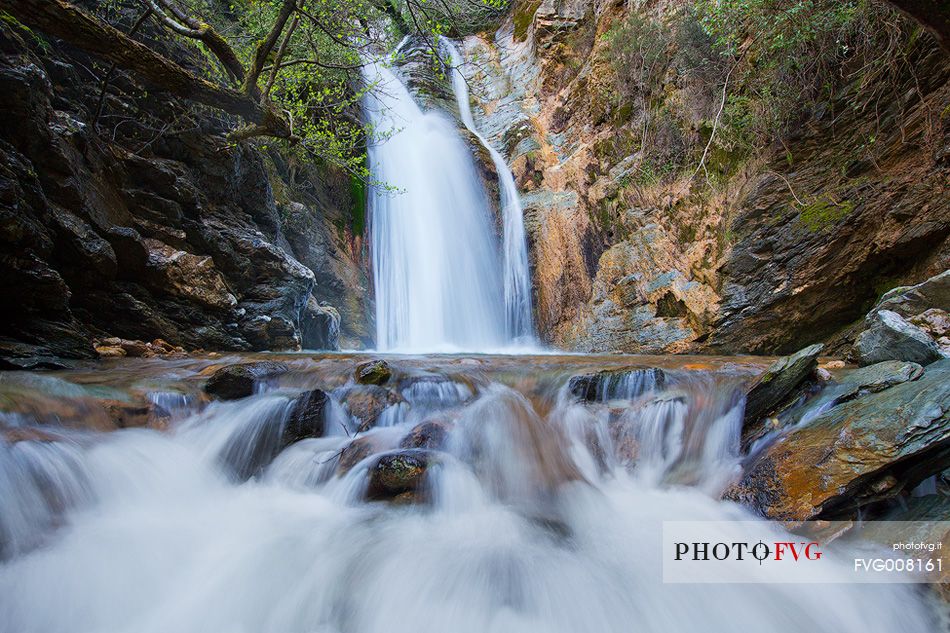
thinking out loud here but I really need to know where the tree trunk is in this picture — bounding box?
[0,0,290,137]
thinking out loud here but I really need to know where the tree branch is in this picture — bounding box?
[143,0,246,84]
[1,0,289,137]
[243,0,298,96]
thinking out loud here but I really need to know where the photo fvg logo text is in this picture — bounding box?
[662,521,948,584]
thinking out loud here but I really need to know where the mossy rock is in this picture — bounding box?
[355,359,392,385]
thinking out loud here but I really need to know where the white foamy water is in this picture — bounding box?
[363,40,534,352]
[443,40,534,343]
[0,365,937,633]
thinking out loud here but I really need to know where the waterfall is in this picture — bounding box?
[362,41,534,352]
[443,41,535,343]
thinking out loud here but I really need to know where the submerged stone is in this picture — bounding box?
[568,367,666,402]
[284,389,329,444]
[203,361,290,400]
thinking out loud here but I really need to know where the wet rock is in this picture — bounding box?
[337,434,390,475]
[220,389,327,480]
[94,345,126,358]
[569,367,666,402]
[839,360,923,393]
[102,399,169,429]
[355,360,392,386]
[853,310,947,366]
[366,450,436,502]
[301,297,340,350]
[339,385,403,432]
[743,344,823,426]
[399,419,453,450]
[727,359,950,521]
[118,339,151,358]
[284,389,329,443]
[203,361,290,400]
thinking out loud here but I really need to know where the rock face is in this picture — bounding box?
[203,362,290,400]
[728,359,950,521]
[461,1,950,355]
[0,15,370,366]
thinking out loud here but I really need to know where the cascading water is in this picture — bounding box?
[0,356,940,632]
[443,41,534,342]
[363,41,533,351]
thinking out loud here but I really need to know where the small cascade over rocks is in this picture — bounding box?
[0,354,941,632]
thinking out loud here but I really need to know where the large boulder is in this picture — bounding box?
[203,361,290,400]
[726,359,950,521]
[852,309,947,366]
[743,343,823,426]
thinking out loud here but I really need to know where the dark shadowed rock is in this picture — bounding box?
[875,270,950,319]
[220,389,327,481]
[355,359,392,386]
[284,389,329,443]
[301,297,340,350]
[853,309,947,366]
[399,419,453,450]
[569,367,665,402]
[203,361,290,400]
[366,450,437,502]
[726,359,950,521]
[743,344,823,426]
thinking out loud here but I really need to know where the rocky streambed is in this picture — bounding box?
[1,349,948,629]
